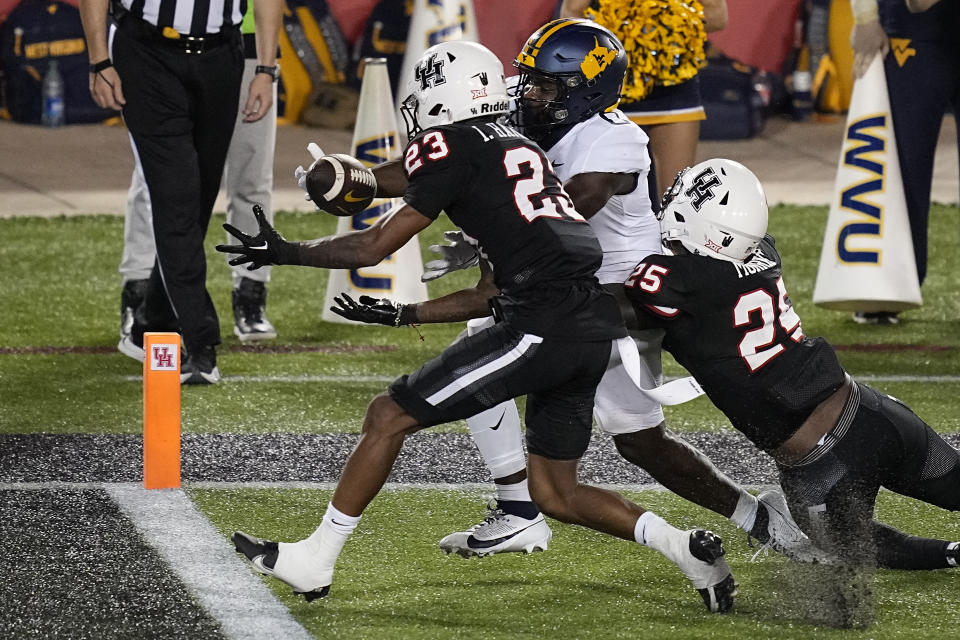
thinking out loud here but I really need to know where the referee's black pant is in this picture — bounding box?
[113,17,243,353]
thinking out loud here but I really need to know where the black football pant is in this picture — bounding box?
[113,19,243,352]
[779,382,960,570]
[389,322,612,460]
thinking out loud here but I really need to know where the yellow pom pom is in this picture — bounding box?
[587,0,707,101]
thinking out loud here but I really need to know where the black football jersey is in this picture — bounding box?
[624,236,846,452]
[402,119,625,341]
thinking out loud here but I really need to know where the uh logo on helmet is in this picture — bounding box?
[512,19,627,140]
[401,40,509,140]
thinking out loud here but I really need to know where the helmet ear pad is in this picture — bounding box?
[657,159,769,263]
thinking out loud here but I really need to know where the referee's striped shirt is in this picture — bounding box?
[119,0,246,36]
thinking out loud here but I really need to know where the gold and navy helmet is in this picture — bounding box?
[511,19,626,143]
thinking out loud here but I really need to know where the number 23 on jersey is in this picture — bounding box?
[404,130,583,224]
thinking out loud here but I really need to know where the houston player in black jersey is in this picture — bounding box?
[217,41,735,612]
[625,158,960,622]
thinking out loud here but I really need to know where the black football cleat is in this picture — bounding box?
[689,529,726,563]
[697,573,737,614]
[232,531,330,601]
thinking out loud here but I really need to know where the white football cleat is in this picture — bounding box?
[750,489,836,564]
[439,501,552,558]
[669,529,737,613]
[233,532,331,601]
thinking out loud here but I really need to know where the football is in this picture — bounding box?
[306,153,377,217]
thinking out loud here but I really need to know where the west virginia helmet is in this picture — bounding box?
[658,159,769,263]
[400,40,509,140]
[511,19,627,143]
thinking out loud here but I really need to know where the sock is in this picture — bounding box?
[748,504,770,542]
[634,510,673,548]
[872,522,953,569]
[729,491,760,533]
[307,502,361,549]
[496,478,532,503]
[496,499,540,520]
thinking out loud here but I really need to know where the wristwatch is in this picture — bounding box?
[255,64,280,81]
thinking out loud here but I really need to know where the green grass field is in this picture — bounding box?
[1,204,958,638]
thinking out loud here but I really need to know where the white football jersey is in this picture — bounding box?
[546,110,661,284]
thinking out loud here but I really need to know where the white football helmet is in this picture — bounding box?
[658,159,769,263]
[400,40,509,139]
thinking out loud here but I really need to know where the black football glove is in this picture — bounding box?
[329,293,417,327]
[421,230,480,282]
[216,204,302,270]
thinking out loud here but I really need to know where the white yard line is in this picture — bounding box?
[856,375,960,383]
[119,373,960,384]
[122,374,396,383]
[104,483,314,640]
[2,481,770,492]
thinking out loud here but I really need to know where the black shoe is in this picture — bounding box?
[180,345,220,385]
[233,278,277,342]
[120,279,149,339]
[947,541,959,567]
[852,311,899,325]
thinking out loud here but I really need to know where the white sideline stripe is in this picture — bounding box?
[104,484,313,640]
[119,373,960,384]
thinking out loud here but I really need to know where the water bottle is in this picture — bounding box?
[791,70,813,121]
[42,58,65,127]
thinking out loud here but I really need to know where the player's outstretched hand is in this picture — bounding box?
[421,230,479,282]
[216,204,301,270]
[330,293,415,326]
